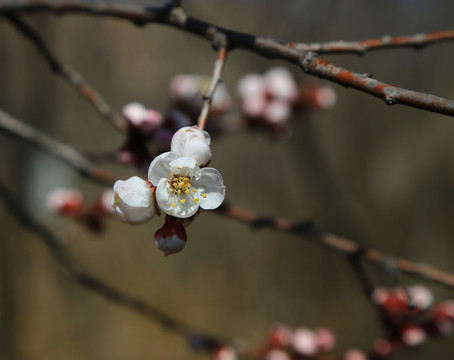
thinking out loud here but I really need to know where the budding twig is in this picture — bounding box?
[5,14,128,132]
[2,0,454,117]
[0,108,119,185]
[288,30,454,55]
[197,46,227,131]
[215,203,454,290]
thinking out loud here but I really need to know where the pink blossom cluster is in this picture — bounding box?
[237,67,336,137]
[46,188,114,232]
[369,285,454,357]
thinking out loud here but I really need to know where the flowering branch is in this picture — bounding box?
[5,13,128,132]
[288,30,454,55]
[2,0,454,117]
[0,180,232,354]
[197,45,227,131]
[0,108,119,185]
[215,203,454,290]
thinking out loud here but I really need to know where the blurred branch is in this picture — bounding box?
[197,45,227,131]
[5,13,128,132]
[215,202,454,290]
[1,1,454,117]
[0,108,119,185]
[288,30,454,54]
[0,181,230,353]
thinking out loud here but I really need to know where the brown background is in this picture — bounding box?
[1,0,454,359]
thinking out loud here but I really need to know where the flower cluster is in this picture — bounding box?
[369,285,454,356]
[46,187,114,232]
[237,67,336,137]
[112,126,225,255]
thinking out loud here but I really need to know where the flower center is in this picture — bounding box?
[167,173,192,195]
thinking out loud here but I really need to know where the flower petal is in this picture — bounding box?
[169,156,201,179]
[155,178,200,218]
[194,168,225,210]
[148,152,178,184]
[112,176,154,224]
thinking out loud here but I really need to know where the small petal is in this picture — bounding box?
[112,176,154,225]
[195,168,226,210]
[169,156,200,179]
[171,126,212,166]
[291,328,318,357]
[148,152,179,185]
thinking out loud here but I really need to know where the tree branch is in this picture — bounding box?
[288,30,454,55]
[0,180,231,353]
[215,203,454,290]
[2,1,454,117]
[0,108,119,185]
[5,13,128,132]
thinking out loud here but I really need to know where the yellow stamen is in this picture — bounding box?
[202,194,207,198]
[171,203,175,208]
[193,198,199,203]
[192,189,197,193]
[185,189,190,194]
[177,190,181,195]
[170,188,174,193]
[180,199,186,204]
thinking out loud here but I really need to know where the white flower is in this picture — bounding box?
[171,126,212,166]
[148,152,225,218]
[111,176,155,224]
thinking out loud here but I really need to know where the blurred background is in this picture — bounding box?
[1,0,454,359]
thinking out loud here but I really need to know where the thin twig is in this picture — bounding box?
[288,30,454,55]
[0,108,119,185]
[5,13,128,132]
[0,181,230,352]
[197,46,227,131]
[215,203,454,290]
[2,1,454,117]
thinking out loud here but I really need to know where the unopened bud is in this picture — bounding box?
[155,217,187,256]
[46,188,84,216]
[401,325,426,347]
[343,349,368,360]
[290,328,318,357]
[315,327,336,352]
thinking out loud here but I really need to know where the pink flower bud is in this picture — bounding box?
[237,73,265,99]
[263,67,298,102]
[122,102,163,135]
[263,100,291,125]
[408,285,433,310]
[302,85,337,110]
[214,346,237,360]
[343,349,368,360]
[264,349,291,360]
[46,188,84,216]
[155,217,187,256]
[435,300,454,321]
[267,324,292,347]
[112,176,155,225]
[290,328,318,357]
[372,338,392,357]
[315,327,336,352]
[401,325,426,347]
[171,126,212,166]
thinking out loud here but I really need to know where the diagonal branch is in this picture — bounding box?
[215,203,454,290]
[5,13,128,132]
[1,1,454,117]
[0,108,119,185]
[288,30,454,55]
[0,181,231,352]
